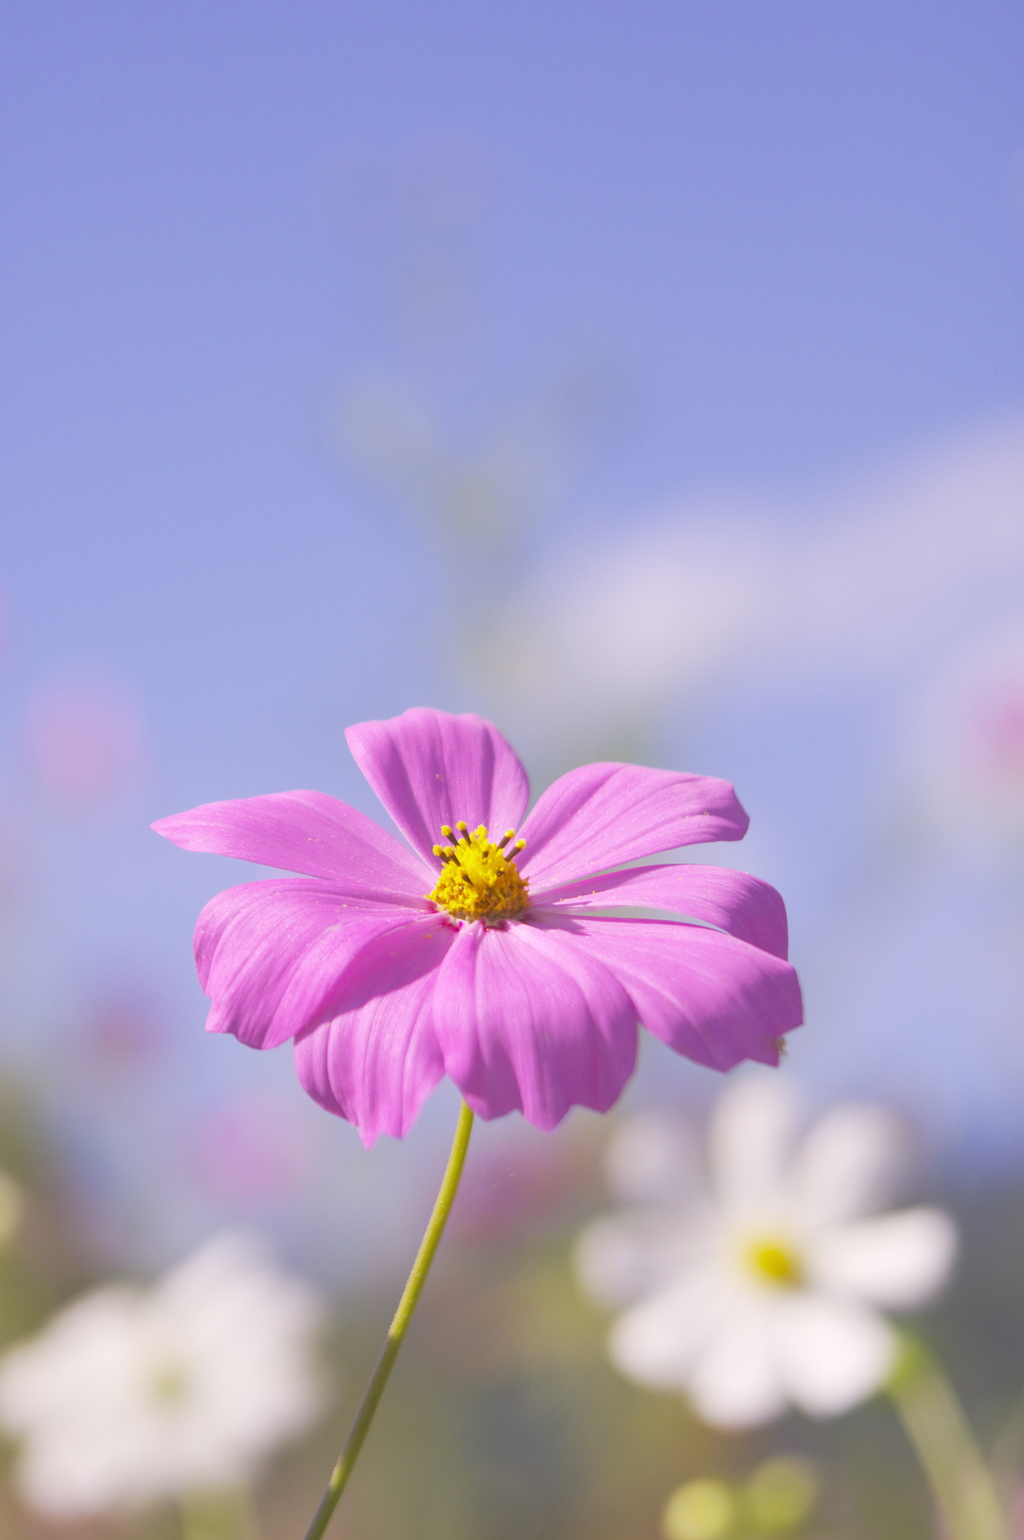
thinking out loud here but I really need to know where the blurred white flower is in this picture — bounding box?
[576,1077,957,1429]
[0,1233,326,1517]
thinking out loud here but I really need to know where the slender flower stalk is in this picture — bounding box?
[303,1102,475,1540]
[887,1334,1007,1540]
[989,1384,1024,1517]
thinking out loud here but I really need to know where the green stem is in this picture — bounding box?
[988,1382,1024,1513]
[887,1334,1007,1540]
[179,1487,257,1540]
[302,1101,475,1540]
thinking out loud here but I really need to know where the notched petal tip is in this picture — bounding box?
[434,920,639,1131]
[292,916,452,1142]
[345,707,530,869]
[519,762,752,891]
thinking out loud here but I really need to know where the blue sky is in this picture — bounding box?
[1,2,1021,780]
[2,2,1024,1266]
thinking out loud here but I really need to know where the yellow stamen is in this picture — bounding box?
[744,1236,804,1288]
[426,822,530,924]
[149,1361,190,1405]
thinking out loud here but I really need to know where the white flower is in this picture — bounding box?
[576,1077,957,1429]
[0,1233,327,1517]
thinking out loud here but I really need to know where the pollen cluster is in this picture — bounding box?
[427,822,530,924]
[743,1236,804,1289]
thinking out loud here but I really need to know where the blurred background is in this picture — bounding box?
[2,2,1024,1535]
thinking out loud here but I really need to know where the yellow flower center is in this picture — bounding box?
[426,822,530,924]
[743,1236,804,1288]
[148,1361,190,1405]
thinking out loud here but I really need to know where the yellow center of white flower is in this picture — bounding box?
[743,1236,804,1288]
[426,823,530,924]
[148,1361,190,1405]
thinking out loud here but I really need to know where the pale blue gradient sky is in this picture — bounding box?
[2,2,1024,1267]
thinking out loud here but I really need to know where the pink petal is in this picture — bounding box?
[534,864,789,958]
[517,764,749,889]
[293,916,453,1145]
[152,791,428,898]
[196,879,424,1048]
[345,709,530,866]
[432,920,638,1130]
[544,916,802,1070]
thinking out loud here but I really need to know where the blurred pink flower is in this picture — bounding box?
[913,620,1024,846]
[455,1139,578,1242]
[26,675,144,812]
[76,987,167,1076]
[189,1095,315,1206]
[153,709,801,1146]
[975,689,1024,789]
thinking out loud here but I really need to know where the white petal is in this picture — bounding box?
[0,1232,325,1513]
[709,1075,800,1216]
[0,1289,141,1430]
[809,1208,958,1308]
[607,1269,726,1389]
[686,1298,789,1428]
[604,1113,703,1206]
[575,1212,697,1308]
[775,1293,895,1416]
[790,1104,909,1225]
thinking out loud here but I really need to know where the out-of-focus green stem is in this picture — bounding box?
[302,1101,475,1540]
[179,1487,257,1540]
[989,1383,1024,1514]
[887,1334,1007,1540]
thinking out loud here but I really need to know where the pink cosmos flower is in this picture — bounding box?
[153,710,801,1146]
